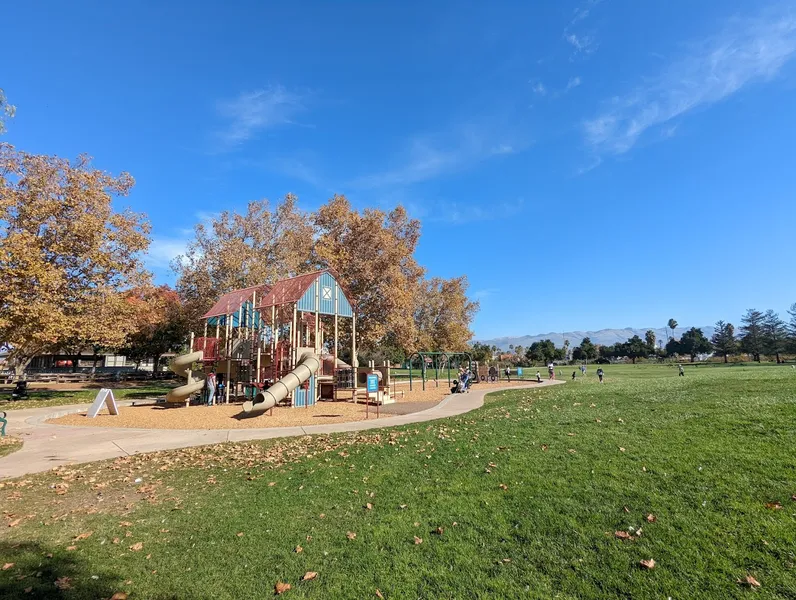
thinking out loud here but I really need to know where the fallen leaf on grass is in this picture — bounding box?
[375,590,384,599]
[765,501,783,510]
[434,527,444,535]
[159,529,169,533]
[8,518,21,527]
[499,483,508,491]
[791,494,796,501]
[268,482,276,487]
[738,575,761,588]
[568,449,577,454]
[414,536,423,545]
[110,593,128,600]
[365,503,373,510]
[24,587,32,594]
[275,581,291,594]
[129,542,143,551]
[112,537,120,544]
[295,545,303,553]
[66,545,77,551]
[646,514,656,523]
[346,531,357,540]
[502,558,512,563]
[54,576,72,590]
[236,532,244,537]
[73,531,93,541]
[541,445,548,451]
[639,559,655,569]
[614,531,633,541]
[623,507,630,513]
[399,504,407,509]
[302,571,317,581]
[619,447,626,453]
[119,521,132,527]
[2,563,14,570]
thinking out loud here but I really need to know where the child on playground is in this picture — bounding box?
[547,363,555,380]
[504,366,511,382]
[536,370,542,383]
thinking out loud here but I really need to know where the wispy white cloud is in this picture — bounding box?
[147,236,191,270]
[472,288,500,300]
[583,8,796,156]
[570,0,602,26]
[404,197,526,225]
[352,123,521,189]
[565,33,597,55]
[566,76,582,91]
[532,82,547,96]
[215,85,305,149]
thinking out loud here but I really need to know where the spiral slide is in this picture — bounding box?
[166,351,205,404]
[243,351,320,416]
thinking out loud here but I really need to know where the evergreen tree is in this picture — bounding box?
[710,320,737,363]
[762,309,787,363]
[679,327,712,362]
[740,309,765,362]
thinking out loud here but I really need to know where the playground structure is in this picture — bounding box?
[167,269,401,413]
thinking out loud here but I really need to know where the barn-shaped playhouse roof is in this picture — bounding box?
[202,284,270,328]
[258,269,353,317]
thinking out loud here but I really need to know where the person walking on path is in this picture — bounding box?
[597,367,604,383]
[580,364,586,376]
[536,370,542,383]
[504,366,511,382]
[678,364,685,377]
[548,363,555,380]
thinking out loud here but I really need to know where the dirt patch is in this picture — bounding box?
[45,381,531,430]
[0,436,23,458]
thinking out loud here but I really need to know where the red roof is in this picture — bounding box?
[202,285,270,319]
[257,271,322,309]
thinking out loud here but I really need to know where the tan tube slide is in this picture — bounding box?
[166,351,205,404]
[243,351,320,415]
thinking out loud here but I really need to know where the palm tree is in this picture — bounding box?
[667,319,678,341]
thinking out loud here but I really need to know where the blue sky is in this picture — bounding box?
[4,1,796,339]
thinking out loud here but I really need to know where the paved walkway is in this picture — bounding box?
[0,380,565,479]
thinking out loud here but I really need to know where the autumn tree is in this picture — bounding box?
[121,286,188,374]
[0,143,150,378]
[710,320,737,363]
[414,276,479,351]
[174,195,314,326]
[788,303,796,351]
[0,88,14,134]
[313,195,426,354]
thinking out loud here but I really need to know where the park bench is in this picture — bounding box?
[0,411,7,436]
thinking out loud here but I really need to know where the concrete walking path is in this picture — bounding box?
[0,379,565,479]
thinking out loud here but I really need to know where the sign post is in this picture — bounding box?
[87,388,119,418]
[366,374,379,419]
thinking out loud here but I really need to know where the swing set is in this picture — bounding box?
[405,351,473,391]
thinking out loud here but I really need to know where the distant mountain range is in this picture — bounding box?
[479,326,715,351]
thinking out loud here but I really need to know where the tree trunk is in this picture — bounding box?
[69,352,81,373]
[690,354,695,363]
[723,353,728,363]
[13,356,33,380]
[152,354,162,379]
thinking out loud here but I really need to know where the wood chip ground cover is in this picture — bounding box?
[1,364,794,598]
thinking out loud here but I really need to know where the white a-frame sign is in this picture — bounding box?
[87,388,119,418]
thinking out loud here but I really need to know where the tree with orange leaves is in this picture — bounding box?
[0,143,150,378]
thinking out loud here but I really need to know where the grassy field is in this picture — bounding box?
[0,436,22,458]
[0,383,176,411]
[1,364,794,598]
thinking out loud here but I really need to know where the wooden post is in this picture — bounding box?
[314,279,320,354]
[334,284,339,376]
[271,304,277,382]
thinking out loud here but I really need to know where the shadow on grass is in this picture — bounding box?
[0,541,122,599]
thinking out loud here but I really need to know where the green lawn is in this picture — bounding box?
[0,384,176,411]
[0,436,22,458]
[1,365,795,598]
